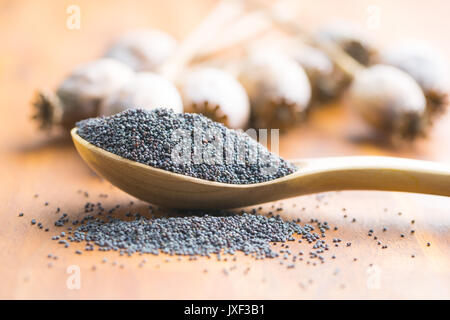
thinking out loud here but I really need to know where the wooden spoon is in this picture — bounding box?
[71,128,450,209]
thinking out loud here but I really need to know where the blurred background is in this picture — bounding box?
[0,0,449,162]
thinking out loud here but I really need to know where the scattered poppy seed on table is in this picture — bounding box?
[43,206,343,263]
[24,190,426,274]
[76,108,296,184]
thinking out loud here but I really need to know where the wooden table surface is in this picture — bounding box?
[1,0,449,299]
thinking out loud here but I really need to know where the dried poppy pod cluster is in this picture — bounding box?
[33,29,184,131]
[280,21,448,141]
[300,23,448,141]
[344,41,449,141]
[285,22,376,107]
[32,3,449,145]
[227,22,379,130]
[33,58,135,130]
[32,26,251,132]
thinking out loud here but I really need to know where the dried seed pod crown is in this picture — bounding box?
[238,51,311,130]
[179,67,250,129]
[349,64,427,140]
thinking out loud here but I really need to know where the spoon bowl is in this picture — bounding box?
[71,128,450,209]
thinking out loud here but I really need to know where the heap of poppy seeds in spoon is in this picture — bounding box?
[76,108,296,184]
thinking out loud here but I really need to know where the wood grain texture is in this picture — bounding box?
[0,0,449,299]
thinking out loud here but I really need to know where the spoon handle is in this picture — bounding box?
[289,156,450,197]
